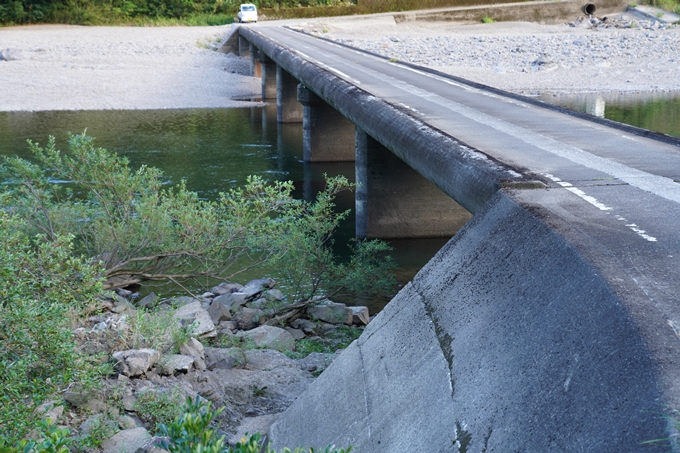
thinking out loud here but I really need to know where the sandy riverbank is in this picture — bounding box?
[1,15,679,112]
[0,24,259,111]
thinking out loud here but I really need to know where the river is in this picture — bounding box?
[1,92,678,311]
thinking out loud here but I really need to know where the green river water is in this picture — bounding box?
[1,92,678,311]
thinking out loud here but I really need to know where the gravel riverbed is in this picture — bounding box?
[301,15,680,94]
[0,15,679,112]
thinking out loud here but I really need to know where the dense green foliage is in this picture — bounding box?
[0,0,237,25]
[0,0,353,25]
[0,205,106,446]
[1,132,395,299]
[0,132,394,446]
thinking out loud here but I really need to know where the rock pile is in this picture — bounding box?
[49,279,370,451]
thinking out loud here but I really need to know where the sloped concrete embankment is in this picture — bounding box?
[269,190,678,452]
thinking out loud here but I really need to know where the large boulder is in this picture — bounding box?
[237,325,295,352]
[204,347,246,370]
[158,354,194,376]
[233,307,265,330]
[100,427,150,453]
[213,292,249,311]
[112,349,160,377]
[208,298,232,324]
[307,302,353,325]
[240,278,276,299]
[173,301,216,338]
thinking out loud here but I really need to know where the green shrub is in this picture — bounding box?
[134,387,187,431]
[0,205,105,446]
[6,419,72,453]
[157,397,353,453]
[1,133,395,303]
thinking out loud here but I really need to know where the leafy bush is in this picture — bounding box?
[134,387,188,431]
[1,133,395,302]
[158,396,353,453]
[5,419,72,453]
[0,205,105,446]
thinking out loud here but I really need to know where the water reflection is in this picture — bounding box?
[538,91,680,138]
[0,106,450,313]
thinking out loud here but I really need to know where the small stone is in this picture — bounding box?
[208,298,232,324]
[233,307,264,330]
[263,289,285,302]
[122,395,137,412]
[81,398,108,414]
[290,318,316,333]
[173,301,216,338]
[285,327,306,340]
[350,306,370,325]
[118,414,141,430]
[137,292,159,309]
[180,338,206,371]
[210,282,244,295]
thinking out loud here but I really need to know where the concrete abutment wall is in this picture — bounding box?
[269,190,676,452]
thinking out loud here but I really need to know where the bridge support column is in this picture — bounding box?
[238,36,250,58]
[297,85,355,162]
[355,128,472,239]
[249,44,262,77]
[276,65,302,123]
[261,55,276,100]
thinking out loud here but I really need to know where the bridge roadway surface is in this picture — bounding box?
[251,23,680,329]
[237,24,680,451]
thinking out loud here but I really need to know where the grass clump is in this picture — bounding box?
[481,15,495,23]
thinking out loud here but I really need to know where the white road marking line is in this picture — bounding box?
[545,174,658,242]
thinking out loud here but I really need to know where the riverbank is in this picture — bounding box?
[0,24,258,111]
[297,14,680,95]
[1,15,679,113]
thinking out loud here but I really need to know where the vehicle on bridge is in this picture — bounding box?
[237,4,258,23]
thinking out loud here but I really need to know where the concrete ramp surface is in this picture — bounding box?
[270,190,676,452]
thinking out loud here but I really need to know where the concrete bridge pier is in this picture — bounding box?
[249,44,261,78]
[238,36,250,58]
[261,54,277,100]
[276,66,302,123]
[297,85,355,162]
[355,128,472,239]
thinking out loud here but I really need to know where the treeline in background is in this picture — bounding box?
[0,0,511,26]
[0,0,364,26]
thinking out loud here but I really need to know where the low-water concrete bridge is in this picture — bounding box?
[222,20,680,452]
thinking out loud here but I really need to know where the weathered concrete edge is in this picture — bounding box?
[269,189,680,452]
[238,26,533,214]
[217,27,240,54]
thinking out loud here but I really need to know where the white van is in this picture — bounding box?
[237,4,258,23]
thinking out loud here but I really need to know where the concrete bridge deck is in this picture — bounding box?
[230,24,680,452]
